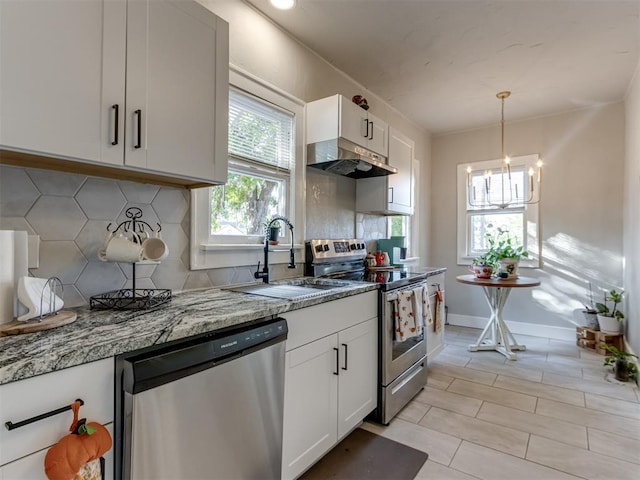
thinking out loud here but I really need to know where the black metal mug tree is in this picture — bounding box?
[90,207,171,310]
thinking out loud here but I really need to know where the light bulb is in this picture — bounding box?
[466,166,472,174]
[270,0,296,10]
[536,159,543,168]
[504,156,511,164]
[528,167,535,177]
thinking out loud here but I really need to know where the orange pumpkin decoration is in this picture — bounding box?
[44,401,112,480]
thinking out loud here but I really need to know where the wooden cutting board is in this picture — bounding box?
[0,311,77,337]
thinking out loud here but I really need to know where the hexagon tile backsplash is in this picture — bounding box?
[0,165,257,307]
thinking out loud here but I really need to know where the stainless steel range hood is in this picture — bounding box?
[307,138,397,178]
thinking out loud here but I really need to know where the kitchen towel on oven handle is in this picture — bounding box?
[411,285,428,335]
[394,290,418,342]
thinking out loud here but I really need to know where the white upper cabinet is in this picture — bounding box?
[0,0,126,165]
[125,0,228,182]
[356,127,415,215]
[0,0,228,186]
[307,94,388,156]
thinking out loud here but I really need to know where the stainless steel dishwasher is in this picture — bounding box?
[115,317,288,480]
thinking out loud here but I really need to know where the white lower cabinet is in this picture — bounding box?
[0,359,114,479]
[426,273,446,359]
[281,292,378,480]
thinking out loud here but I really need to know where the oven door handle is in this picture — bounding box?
[341,343,348,371]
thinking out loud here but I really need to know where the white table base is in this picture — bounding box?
[468,285,526,360]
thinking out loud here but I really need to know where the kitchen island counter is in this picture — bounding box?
[0,281,378,385]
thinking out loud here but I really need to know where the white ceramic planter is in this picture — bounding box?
[596,314,620,334]
[497,258,519,278]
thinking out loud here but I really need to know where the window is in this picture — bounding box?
[456,155,540,267]
[191,67,305,270]
[210,88,293,239]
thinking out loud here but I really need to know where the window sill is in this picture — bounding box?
[200,243,304,251]
[191,243,304,270]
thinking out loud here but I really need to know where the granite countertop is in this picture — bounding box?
[0,279,378,386]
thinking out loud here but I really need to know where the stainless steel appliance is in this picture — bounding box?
[307,137,397,178]
[115,317,288,480]
[305,239,428,425]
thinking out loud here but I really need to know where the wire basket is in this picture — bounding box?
[90,288,171,311]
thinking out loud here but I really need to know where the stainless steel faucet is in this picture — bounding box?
[254,216,296,283]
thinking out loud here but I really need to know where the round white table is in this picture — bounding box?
[456,275,541,360]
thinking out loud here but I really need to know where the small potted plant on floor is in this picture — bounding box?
[600,343,638,382]
[595,289,624,334]
[484,227,529,279]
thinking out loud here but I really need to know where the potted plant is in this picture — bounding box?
[581,281,599,329]
[595,289,624,334]
[483,227,529,279]
[264,219,282,245]
[600,343,638,382]
[469,254,493,278]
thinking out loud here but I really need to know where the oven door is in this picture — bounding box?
[381,282,428,385]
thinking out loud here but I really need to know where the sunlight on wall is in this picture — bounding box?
[531,232,623,327]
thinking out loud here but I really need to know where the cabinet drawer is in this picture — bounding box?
[0,424,114,480]
[0,359,114,466]
[284,291,377,351]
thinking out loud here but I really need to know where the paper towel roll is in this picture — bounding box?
[0,231,29,324]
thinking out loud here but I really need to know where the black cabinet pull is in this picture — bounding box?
[333,347,339,375]
[5,398,84,431]
[363,118,369,139]
[111,104,119,145]
[341,343,348,371]
[134,109,142,149]
[369,120,374,140]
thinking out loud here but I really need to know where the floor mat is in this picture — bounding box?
[300,428,429,480]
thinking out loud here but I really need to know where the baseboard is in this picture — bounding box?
[447,313,576,341]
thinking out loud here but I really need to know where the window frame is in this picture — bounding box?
[456,154,541,268]
[190,66,305,270]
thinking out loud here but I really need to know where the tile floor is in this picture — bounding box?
[361,325,640,480]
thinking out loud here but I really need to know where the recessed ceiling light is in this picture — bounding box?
[270,0,296,10]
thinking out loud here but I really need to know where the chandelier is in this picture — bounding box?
[466,91,543,209]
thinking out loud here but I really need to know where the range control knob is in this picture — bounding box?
[350,243,357,250]
[323,244,330,252]
[314,245,324,253]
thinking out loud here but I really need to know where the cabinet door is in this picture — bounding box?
[126,0,228,182]
[337,318,378,439]
[367,111,389,156]
[387,127,414,214]
[339,96,369,147]
[0,0,126,165]
[427,275,446,358]
[281,335,338,480]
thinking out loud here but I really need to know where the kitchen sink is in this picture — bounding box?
[224,278,351,300]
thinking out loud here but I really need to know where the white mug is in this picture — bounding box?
[141,235,169,261]
[100,234,144,263]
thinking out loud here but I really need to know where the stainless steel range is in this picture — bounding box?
[305,239,429,425]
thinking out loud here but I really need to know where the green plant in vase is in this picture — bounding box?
[483,227,528,278]
[595,289,624,334]
[600,343,637,382]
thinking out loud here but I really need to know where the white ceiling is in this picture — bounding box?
[245,0,640,134]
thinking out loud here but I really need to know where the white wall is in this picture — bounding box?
[198,0,430,247]
[432,103,625,336]
[624,61,640,355]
